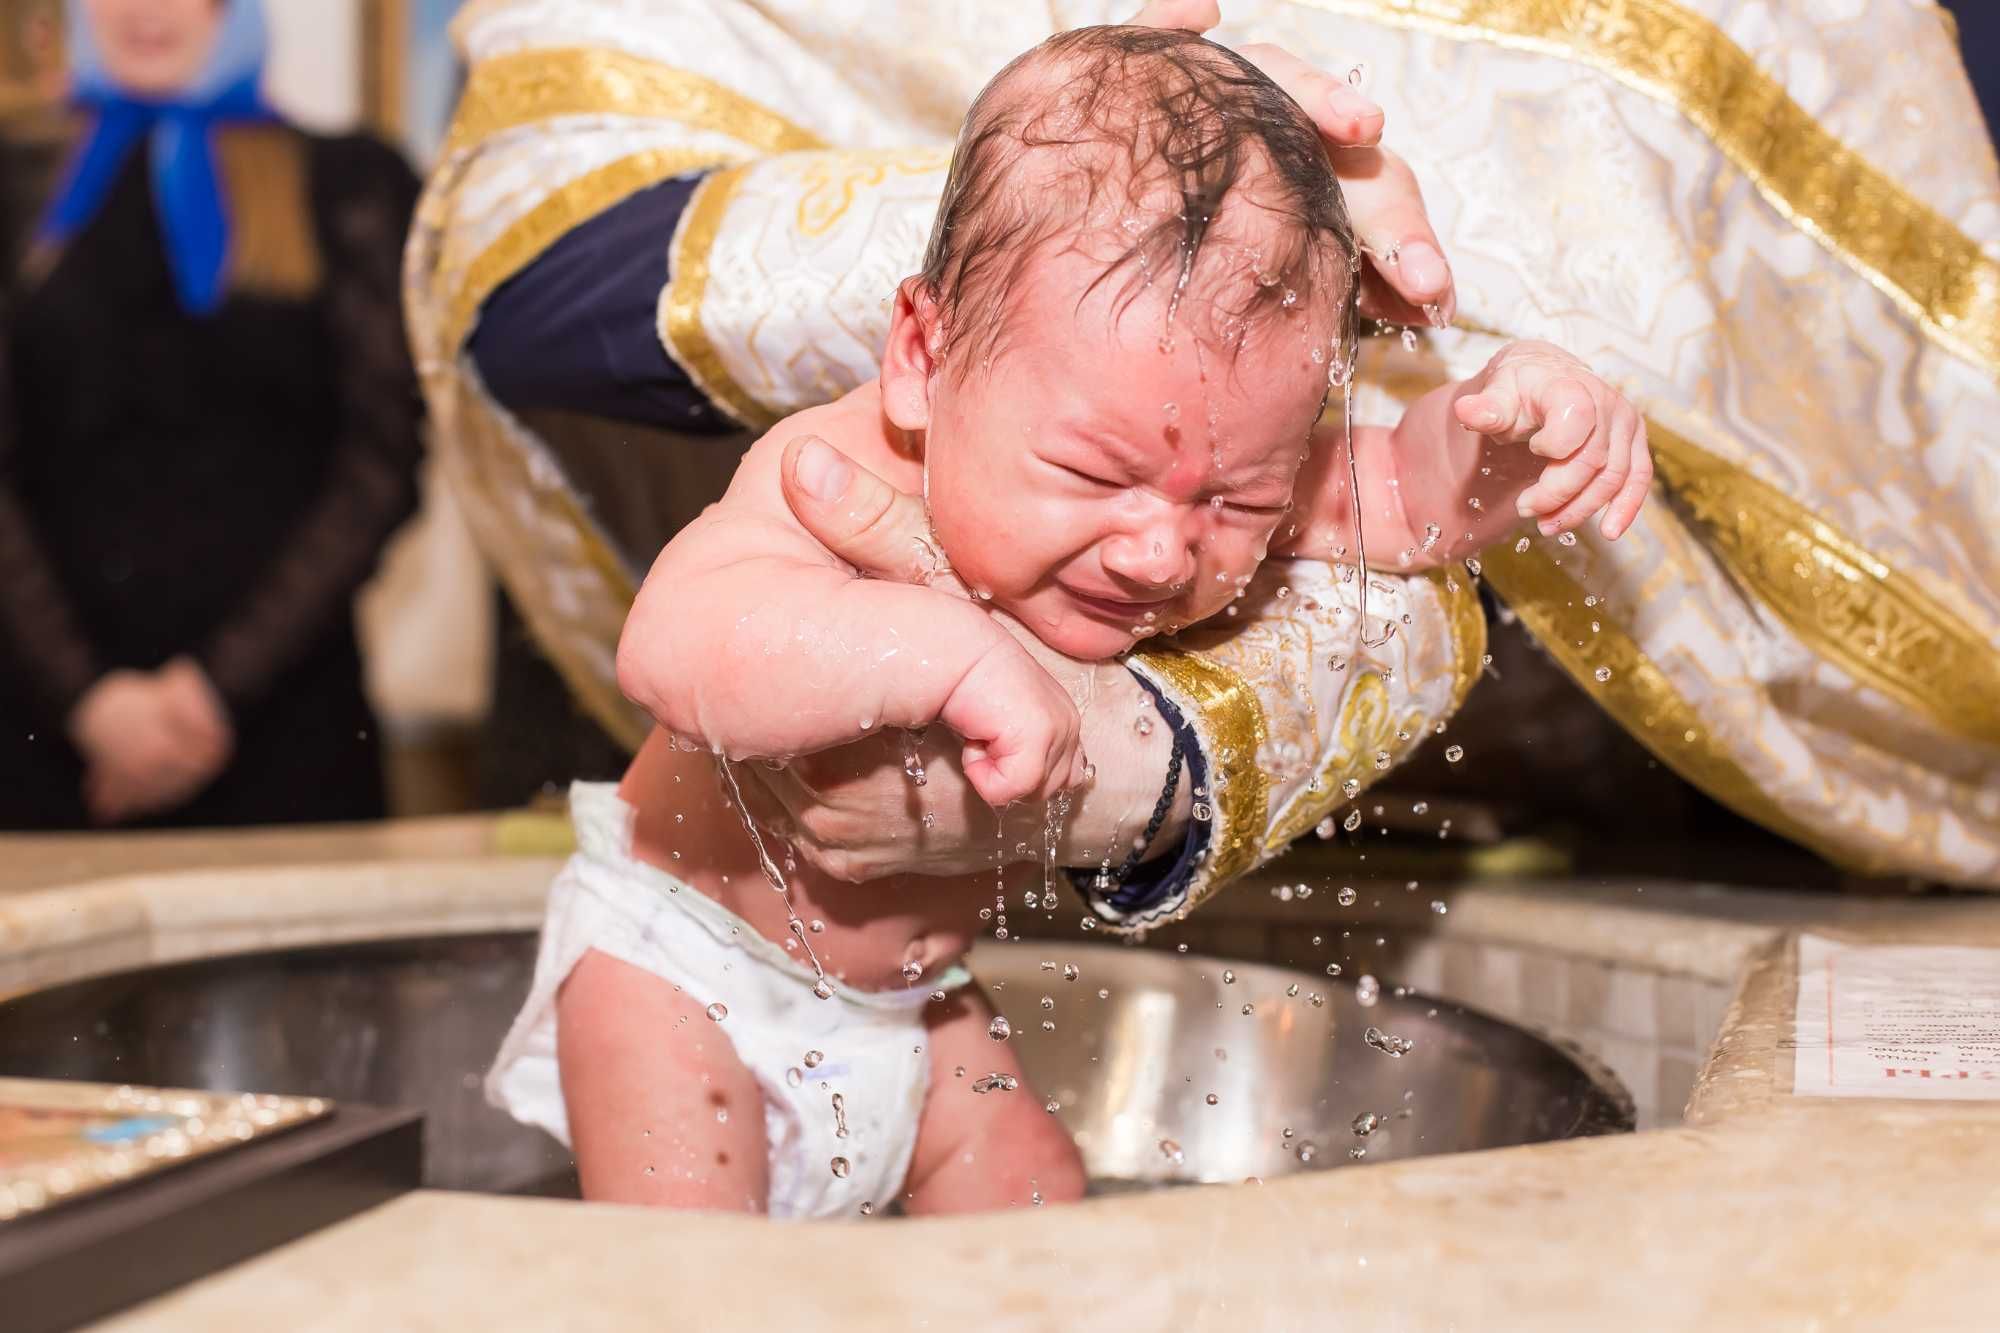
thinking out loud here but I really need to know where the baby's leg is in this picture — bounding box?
[556,948,769,1210]
[899,984,1087,1215]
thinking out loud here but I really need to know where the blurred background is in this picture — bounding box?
[1,0,509,822]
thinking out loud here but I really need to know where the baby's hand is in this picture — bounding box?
[1453,341,1653,540]
[941,637,1088,809]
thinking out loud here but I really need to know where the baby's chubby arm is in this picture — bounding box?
[1277,341,1652,568]
[615,429,1086,806]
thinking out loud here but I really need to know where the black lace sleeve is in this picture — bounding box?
[0,309,104,727]
[193,136,423,715]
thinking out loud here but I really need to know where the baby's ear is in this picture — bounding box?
[881,276,942,431]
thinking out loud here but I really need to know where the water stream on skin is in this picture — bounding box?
[714,757,834,999]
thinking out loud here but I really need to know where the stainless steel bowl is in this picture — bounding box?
[0,935,1629,1197]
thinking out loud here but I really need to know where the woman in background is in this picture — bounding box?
[0,0,421,829]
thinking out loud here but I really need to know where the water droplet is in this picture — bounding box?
[859,1201,874,1216]
[1191,802,1213,822]
[1352,1111,1382,1136]
[1342,809,1363,832]
[1045,1098,1061,1114]
[1206,1093,1220,1106]
[804,1050,823,1068]
[1594,665,1613,683]
[1163,402,1180,420]
[1515,536,1531,554]
[786,1067,803,1088]
[1431,899,1448,915]
[902,960,923,983]
[1356,975,1381,1007]
[1316,816,1338,839]
[1444,744,1465,763]
[1063,963,1080,981]
[1373,749,1392,771]
[831,1092,849,1138]
[1400,327,1418,353]
[1336,886,1358,907]
[1222,970,1236,985]
[1159,1138,1185,1165]
[1557,530,1578,547]
[971,1072,1019,1093]
[1348,1145,1368,1160]
[812,979,835,1000]
[988,1016,1011,1041]
[705,1002,728,1022]
[830,1156,851,1179]
[1341,777,1362,799]
[643,1165,656,1176]
[1364,1025,1413,1056]
[1421,522,1441,551]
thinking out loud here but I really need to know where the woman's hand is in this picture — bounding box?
[68,657,233,823]
[1132,0,1456,325]
[735,444,1190,882]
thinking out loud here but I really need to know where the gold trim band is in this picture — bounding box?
[659,164,774,430]
[442,147,732,356]
[443,47,825,158]
[1303,0,2000,380]
[1133,648,1272,901]
[1650,424,2000,750]
[1480,537,1890,873]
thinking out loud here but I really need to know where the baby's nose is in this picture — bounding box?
[1101,526,1194,591]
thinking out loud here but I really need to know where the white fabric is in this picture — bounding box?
[488,782,942,1218]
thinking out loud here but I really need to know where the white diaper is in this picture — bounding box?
[488,782,961,1219]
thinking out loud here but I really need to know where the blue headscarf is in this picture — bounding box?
[42,0,275,316]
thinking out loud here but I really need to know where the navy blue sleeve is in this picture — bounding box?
[1069,668,1212,921]
[467,172,733,433]
[1944,0,1999,148]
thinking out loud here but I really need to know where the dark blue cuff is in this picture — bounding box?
[1069,668,1210,920]
[468,172,734,433]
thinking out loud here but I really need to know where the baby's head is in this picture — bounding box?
[882,25,1358,660]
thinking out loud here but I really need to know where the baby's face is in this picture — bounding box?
[917,247,1336,661]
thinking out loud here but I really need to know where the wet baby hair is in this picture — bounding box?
[917,24,1360,378]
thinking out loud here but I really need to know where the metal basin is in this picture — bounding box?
[0,935,1629,1197]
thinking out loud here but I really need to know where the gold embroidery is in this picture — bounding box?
[793,147,954,237]
[213,126,322,301]
[1649,423,2000,749]
[659,164,776,430]
[1303,0,2000,380]
[1480,538,1891,873]
[1431,565,1489,715]
[442,147,731,357]
[1265,673,1420,850]
[1133,648,1271,905]
[441,371,650,750]
[443,48,825,158]
[1262,572,1486,850]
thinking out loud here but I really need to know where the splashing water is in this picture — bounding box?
[1333,338,1398,651]
[1364,1025,1414,1057]
[715,760,832,999]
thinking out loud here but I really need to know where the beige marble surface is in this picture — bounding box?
[0,817,1994,1327]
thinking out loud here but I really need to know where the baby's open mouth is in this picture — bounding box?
[1064,588,1174,621]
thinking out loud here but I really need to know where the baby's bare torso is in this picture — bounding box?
[619,392,988,992]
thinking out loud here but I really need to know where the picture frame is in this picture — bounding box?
[360,0,464,166]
